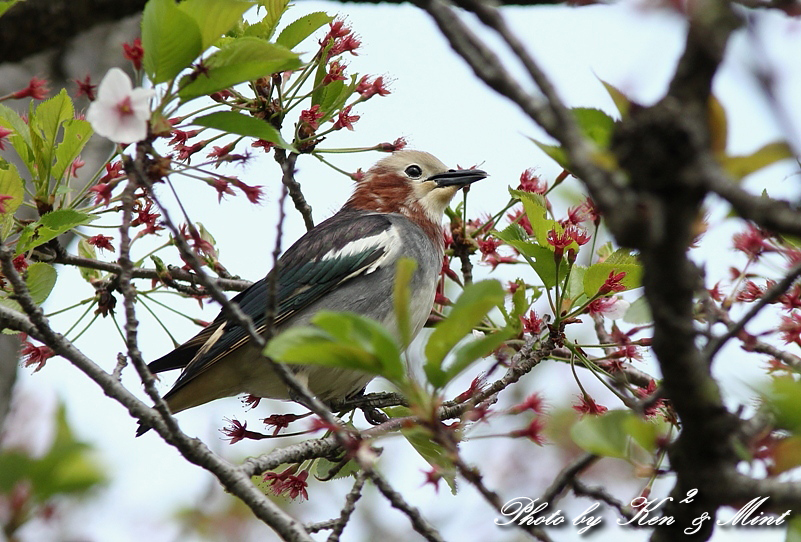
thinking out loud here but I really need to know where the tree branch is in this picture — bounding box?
[54,251,251,292]
[367,470,445,542]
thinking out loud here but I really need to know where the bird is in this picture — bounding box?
[137,150,487,435]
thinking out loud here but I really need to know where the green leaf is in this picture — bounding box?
[0,103,33,161]
[0,403,105,500]
[276,11,334,50]
[564,264,587,306]
[623,414,670,454]
[313,311,405,384]
[16,209,97,255]
[77,239,102,283]
[493,224,563,289]
[264,311,405,386]
[177,0,253,50]
[32,89,74,146]
[532,139,568,170]
[530,107,617,170]
[598,78,630,118]
[193,110,295,150]
[573,107,616,149]
[764,377,801,434]
[0,161,24,217]
[708,94,727,155]
[318,76,358,122]
[385,406,457,494]
[30,89,74,183]
[583,248,642,297]
[178,37,300,100]
[314,457,360,480]
[719,141,794,181]
[252,0,290,40]
[507,278,527,332]
[786,515,801,542]
[52,119,93,182]
[26,262,57,305]
[393,258,417,348]
[0,0,24,18]
[770,436,801,476]
[444,327,515,385]
[142,0,203,83]
[424,280,505,388]
[623,295,652,324]
[509,189,563,249]
[570,409,630,459]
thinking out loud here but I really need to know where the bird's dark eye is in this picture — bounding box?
[404,165,423,179]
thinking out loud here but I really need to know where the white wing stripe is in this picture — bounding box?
[320,225,402,276]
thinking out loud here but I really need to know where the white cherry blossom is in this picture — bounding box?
[86,68,155,144]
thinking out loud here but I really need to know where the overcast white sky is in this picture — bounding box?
[9,1,801,541]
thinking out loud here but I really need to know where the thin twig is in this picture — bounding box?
[54,251,251,292]
[368,471,445,542]
[540,453,598,505]
[275,149,314,231]
[326,471,368,542]
[451,453,553,542]
[703,258,801,361]
[571,480,634,522]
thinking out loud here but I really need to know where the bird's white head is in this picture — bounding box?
[345,150,487,242]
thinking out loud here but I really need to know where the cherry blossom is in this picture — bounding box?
[86,68,155,144]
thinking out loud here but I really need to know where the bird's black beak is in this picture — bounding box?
[429,168,488,188]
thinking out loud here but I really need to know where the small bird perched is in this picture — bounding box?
[138,150,486,435]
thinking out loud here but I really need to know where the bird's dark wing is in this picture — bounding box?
[148,210,401,387]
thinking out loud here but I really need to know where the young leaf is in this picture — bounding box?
[52,119,93,182]
[763,377,801,434]
[530,107,617,170]
[493,224,564,289]
[771,436,801,476]
[718,141,794,181]
[264,311,405,386]
[313,311,404,384]
[142,0,203,83]
[276,11,334,50]
[385,406,458,494]
[178,37,301,100]
[253,0,290,40]
[531,138,568,170]
[570,409,631,459]
[32,89,74,149]
[424,280,505,386]
[264,325,382,372]
[25,263,58,305]
[572,107,616,149]
[177,0,253,50]
[0,103,33,161]
[393,258,417,348]
[0,0,24,17]
[509,188,556,248]
[194,111,295,150]
[598,78,631,118]
[77,239,102,283]
[0,161,24,217]
[564,264,587,306]
[30,89,74,183]
[443,327,515,385]
[583,248,642,297]
[623,295,652,324]
[707,94,727,155]
[15,209,97,255]
[318,76,358,123]
[314,457,360,480]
